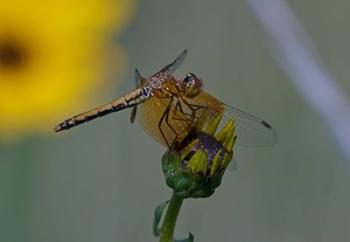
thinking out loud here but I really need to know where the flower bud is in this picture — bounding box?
[161,113,236,199]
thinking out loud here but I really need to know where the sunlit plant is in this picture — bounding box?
[153,112,236,242]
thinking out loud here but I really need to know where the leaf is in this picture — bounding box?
[153,200,169,237]
[175,232,194,242]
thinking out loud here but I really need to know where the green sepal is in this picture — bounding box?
[153,200,169,237]
[175,232,194,242]
[191,185,215,198]
[162,150,181,189]
[162,150,181,172]
[210,172,223,189]
[174,168,193,192]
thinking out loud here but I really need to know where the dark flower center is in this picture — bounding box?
[0,40,27,69]
[178,131,229,171]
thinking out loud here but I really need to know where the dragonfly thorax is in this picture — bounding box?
[148,73,203,100]
[149,74,181,99]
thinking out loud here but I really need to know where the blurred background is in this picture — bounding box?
[1,0,350,242]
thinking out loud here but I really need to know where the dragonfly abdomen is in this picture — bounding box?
[54,87,149,132]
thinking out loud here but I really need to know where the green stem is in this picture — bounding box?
[159,192,184,242]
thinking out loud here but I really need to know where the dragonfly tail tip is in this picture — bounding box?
[54,125,63,132]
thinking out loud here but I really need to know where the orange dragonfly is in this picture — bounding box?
[54,50,277,147]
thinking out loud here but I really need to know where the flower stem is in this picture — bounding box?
[159,192,184,242]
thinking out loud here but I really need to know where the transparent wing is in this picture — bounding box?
[221,104,277,146]
[134,68,142,86]
[153,49,187,76]
[130,69,141,123]
[191,92,277,147]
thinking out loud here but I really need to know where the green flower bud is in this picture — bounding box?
[161,113,237,199]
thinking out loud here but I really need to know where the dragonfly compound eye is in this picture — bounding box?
[183,73,203,98]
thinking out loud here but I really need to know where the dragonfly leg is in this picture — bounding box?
[182,99,207,112]
[158,98,174,147]
[189,104,206,111]
[172,99,211,127]
[180,99,214,131]
[172,100,193,122]
[165,106,179,136]
[181,98,209,121]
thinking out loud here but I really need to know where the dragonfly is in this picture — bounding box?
[54,50,277,148]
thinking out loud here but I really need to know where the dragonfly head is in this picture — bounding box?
[182,73,203,98]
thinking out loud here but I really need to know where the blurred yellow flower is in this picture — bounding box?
[0,0,135,139]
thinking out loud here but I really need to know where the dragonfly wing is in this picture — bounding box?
[130,106,137,123]
[153,50,187,76]
[130,69,148,123]
[191,92,277,147]
[138,96,192,147]
[138,91,224,147]
[134,68,142,86]
[138,90,277,147]
[221,104,277,146]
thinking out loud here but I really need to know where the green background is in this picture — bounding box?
[1,0,350,241]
